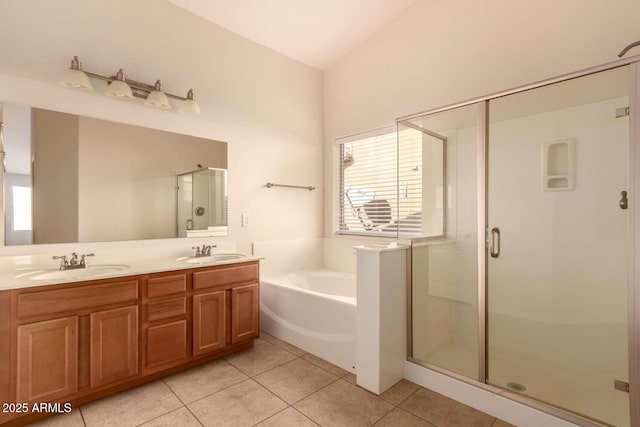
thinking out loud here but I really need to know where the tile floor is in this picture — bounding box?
[29,333,515,427]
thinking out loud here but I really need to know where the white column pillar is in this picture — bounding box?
[355,243,408,394]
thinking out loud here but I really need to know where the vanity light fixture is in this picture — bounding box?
[59,56,94,91]
[59,56,201,114]
[145,80,171,109]
[179,90,201,115]
[104,69,134,100]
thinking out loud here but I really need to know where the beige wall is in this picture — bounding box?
[77,117,226,242]
[32,109,79,244]
[0,0,323,254]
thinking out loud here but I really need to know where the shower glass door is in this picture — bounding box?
[486,66,630,426]
[403,103,481,380]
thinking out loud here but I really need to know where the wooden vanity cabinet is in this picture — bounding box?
[14,278,140,408]
[0,260,260,426]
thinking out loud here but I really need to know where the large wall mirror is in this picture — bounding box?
[0,102,228,246]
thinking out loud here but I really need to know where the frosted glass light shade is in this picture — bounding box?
[105,79,133,100]
[178,99,201,115]
[178,89,201,115]
[145,90,171,109]
[60,68,93,90]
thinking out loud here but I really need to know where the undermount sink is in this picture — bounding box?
[16,264,131,281]
[177,253,246,264]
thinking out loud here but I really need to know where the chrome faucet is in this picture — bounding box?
[52,253,95,270]
[192,244,216,258]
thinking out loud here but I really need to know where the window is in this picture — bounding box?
[12,186,32,231]
[336,126,431,237]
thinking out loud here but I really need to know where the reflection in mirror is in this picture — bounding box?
[177,167,228,237]
[0,102,228,245]
[1,103,33,245]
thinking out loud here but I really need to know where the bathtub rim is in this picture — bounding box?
[261,269,356,306]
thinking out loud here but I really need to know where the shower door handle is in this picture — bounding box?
[490,227,501,258]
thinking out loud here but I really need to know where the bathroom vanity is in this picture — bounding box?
[0,259,260,426]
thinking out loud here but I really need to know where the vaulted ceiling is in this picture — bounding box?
[166,0,417,69]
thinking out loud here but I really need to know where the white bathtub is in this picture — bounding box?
[260,269,356,373]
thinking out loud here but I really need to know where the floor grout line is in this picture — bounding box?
[250,405,291,426]
[258,335,411,424]
[250,378,292,407]
[301,355,351,378]
[258,336,309,358]
[184,376,255,407]
[287,375,343,407]
[292,375,343,409]
[291,406,322,427]
[159,378,205,427]
[244,355,306,380]
[224,340,301,378]
[78,405,87,427]
[159,361,250,408]
[389,383,422,408]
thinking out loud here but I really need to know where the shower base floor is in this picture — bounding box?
[418,343,629,427]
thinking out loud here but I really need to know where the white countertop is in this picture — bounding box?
[0,246,261,291]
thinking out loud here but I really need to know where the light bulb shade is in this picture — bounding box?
[105,79,133,100]
[179,99,201,115]
[60,68,93,90]
[145,90,171,109]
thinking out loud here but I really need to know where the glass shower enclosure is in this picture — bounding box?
[401,62,637,427]
[177,167,228,237]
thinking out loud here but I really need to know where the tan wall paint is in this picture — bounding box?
[32,109,79,244]
[77,117,226,242]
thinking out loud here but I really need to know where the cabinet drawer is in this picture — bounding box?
[18,281,138,319]
[147,274,186,298]
[147,297,186,322]
[193,263,258,290]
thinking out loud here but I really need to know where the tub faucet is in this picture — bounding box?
[192,244,216,258]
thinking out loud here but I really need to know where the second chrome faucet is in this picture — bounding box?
[52,252,95,270]
[192,244,216,258]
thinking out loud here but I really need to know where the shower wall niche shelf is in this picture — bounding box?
[542,138,575,191]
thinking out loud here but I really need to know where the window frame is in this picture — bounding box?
[334,124,447,240]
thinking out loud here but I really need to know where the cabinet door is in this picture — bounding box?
[193,291,226,356]
[90,306,138,388]
[146,320,188,369]
[17,317,78,403]
[231,284,259,343]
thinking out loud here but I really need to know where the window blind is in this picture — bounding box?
[336,126,424,237]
